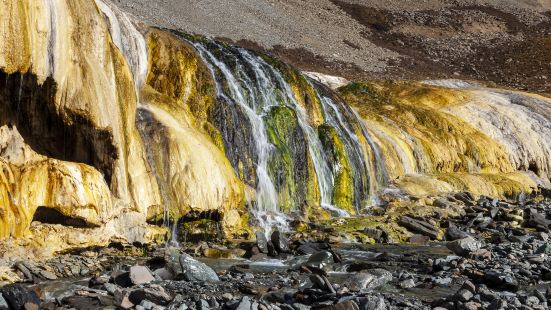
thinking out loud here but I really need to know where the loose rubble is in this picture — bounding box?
[0,192,550,309]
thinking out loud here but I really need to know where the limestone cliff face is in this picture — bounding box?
[1,0,550,257]
[338,81,551,198]
[0,0,247,256]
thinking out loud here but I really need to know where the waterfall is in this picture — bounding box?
[238,50,337,216]
[188,38,388,231]
[192,43,287,233]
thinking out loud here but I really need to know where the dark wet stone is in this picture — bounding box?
[535,243,551,254]
[483,271,518,290]
[255,231,269,254]
[0,284,40,310]
[310,274,335,293]
[454,192,475,206]
[433,198,451,208]
[488,299,507,310]
[267,242,279,257]
[398,216,440,239]
[526,208,551,232]
[409,234,430,244]
[363,227,383,241]
[62,294,114,309]
[319,300,359,310]
[128,285,173,306]
[112,271,132,288]
[271,230,290,253]
[297,243,319,255]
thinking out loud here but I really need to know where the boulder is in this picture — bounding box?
[330,269,392,292]
[255,231,269,254]
[128,285,173,306]
[526,209,551,232]
[398,216,441,239]
[114,289,134,309]
[129,266,155,286]
[409,235,429,244]
[358,296,386,310]
[235,296,251,310]
[454,192,475,206]
[112,271,132,288]
[310,274,335,293]
[399,279,416,289]
[179,253,219,282]
[270,230,290,253]
[455,289,473,302]
[446,223,470,241]
[0,284,40,310]
[363,227,383,241]
[320,300,359,310]
[446,236,482,256]
[305,251,334,270]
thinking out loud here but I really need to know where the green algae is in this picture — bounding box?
[318,124,355,214]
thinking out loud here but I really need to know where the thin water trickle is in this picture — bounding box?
[349,108,388,205]
[167,219,179,247]
[95,0,148,89]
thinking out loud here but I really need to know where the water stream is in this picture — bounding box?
[190,39,386,232]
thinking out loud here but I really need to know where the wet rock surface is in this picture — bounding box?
[0,194,550,309]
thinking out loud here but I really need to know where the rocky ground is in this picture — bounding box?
[115,0,551,94]
[1,191,551,310]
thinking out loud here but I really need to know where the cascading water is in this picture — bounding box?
[193,42,289,233]
[189,38,386,230]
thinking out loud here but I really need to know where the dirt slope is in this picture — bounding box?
[116,0,551,93]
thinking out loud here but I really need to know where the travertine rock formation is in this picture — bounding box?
[0,0,549,257]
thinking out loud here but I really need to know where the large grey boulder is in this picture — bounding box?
[165,248,219,282]
[329,269,392,292]
[446,236,482,256]
[305,251,334,270]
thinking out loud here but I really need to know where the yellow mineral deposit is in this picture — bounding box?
[339,81,551,198]
[0,0,550,257]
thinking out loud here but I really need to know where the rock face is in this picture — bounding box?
[0,0,249,256]
[1,0,551,256]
